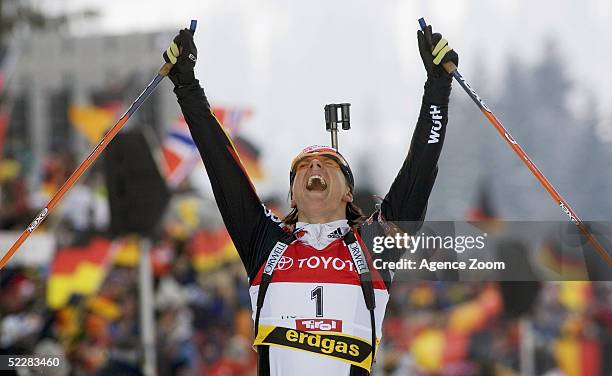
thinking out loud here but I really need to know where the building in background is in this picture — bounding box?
[5,30,179,191]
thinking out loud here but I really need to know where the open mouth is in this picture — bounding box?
[306,175,327,191]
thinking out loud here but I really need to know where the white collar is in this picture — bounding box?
[293,219,350,250]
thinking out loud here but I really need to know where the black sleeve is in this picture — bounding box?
[360,76,452,286]
[381,75,452,222]
[174,81,285,279]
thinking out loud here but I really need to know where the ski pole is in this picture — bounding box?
[418,17,611,268]
[0,20,198,269]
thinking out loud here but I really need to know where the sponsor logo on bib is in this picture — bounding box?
[296,318,342,332]
[275,256,294,271]
[254,325,374,370]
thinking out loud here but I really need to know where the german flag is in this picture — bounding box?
[410,328,469,372]
[465,178,505,234]
[448,284,502,335]
[209,106,263,182]
[46,237,113,309]
[189,228,239,272]
[466,179,498,222]
[410,285,503,373]
[112,237,140,267]
[234,136,264,182]
[554,337,601,376]
[68,105,116,145]
[558,282,592,313]
[538,238,589,280]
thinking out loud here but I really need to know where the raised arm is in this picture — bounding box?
[381,26,459,222]
[164,29,284,278]
[360,27,460,287]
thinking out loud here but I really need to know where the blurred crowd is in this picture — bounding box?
[0,152,611,376]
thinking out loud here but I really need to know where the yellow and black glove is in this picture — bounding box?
[417,25,459,78]
[163,28,197,87]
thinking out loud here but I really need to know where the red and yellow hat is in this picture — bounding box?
[289,145,354,190]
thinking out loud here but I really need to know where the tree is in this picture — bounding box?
[430,38,612,221]
[567,98,612,219]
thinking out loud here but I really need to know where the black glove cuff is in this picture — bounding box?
[169,71,196,88]
[173,80,212,108]
[173,79,200,94]
[424,75,452,104]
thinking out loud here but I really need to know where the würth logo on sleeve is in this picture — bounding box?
[428,105,443,144]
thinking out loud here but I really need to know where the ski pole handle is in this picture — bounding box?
[418,17,457,74]
[159,19,198,76]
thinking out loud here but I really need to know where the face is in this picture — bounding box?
[290,155,353,215]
